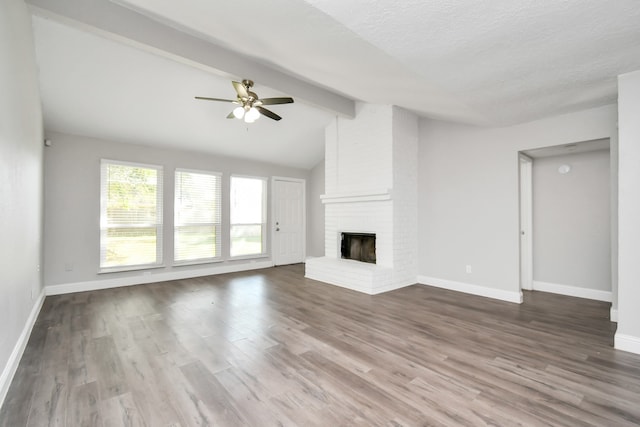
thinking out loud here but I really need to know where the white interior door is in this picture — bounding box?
[272,177,305,265]
[519,154,533,291]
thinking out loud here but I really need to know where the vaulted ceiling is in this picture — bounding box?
[28,0,640,169]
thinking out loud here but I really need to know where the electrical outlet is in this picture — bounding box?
[64,263,74,271]
[466,265,472,274]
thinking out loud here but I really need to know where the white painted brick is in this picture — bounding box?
[308,103,418,293]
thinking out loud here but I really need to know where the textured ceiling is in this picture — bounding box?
[28,0,640,169]
[304,0,640,124]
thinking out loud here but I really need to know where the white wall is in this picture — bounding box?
[532,150,611,298]
[418,105,617,302]
[0,0,45,405]
[306,160,325,258]
[616,69,640,354]
[43,132,309,290]
[392,106,419,286]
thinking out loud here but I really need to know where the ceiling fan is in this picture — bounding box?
[195,79,294,123]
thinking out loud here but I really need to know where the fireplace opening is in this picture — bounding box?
[341,232,376,264]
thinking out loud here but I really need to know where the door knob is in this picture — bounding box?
[276,227,280,231]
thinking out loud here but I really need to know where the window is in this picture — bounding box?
[100,160,163,271]
[230,176,267,257]
[174,169,222,263]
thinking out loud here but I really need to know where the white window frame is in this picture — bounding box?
[99,159,164,273]
[174,168,222,265]
[229,174,268,259]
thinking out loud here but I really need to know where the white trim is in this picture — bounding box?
[272,176,306,182]
[614,333,640,355]
[532,280,612,302]
[518,153,533,291]
[174,167,222,178]
[610,308,618,322]
[320,189,391,204]
[0,289,46,409]
[101,157,161,170]
[417,275,523,304]
[230,173,268,181]
[46,260,274,296]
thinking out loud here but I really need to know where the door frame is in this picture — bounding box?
[519,153,533,291]
[271,176,306,266]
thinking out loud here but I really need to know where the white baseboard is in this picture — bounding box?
[532,280,611,302]
[0,288,46,409]
[46,261,274,295]
[610,308,618,322]
[614,333,640,355]
[417,276,523,304]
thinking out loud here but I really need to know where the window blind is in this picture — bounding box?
[100,159,163,270]
[230,175,267,257]
[174,169,222,263]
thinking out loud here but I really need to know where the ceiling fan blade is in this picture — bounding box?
[256,106,282,121]
[226,111,236,119]
[232,81,249,99]
[259,97,294,105]
[195,96,235,102]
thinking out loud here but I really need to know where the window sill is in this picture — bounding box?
[98,264,165,274]
[228,254,269,261]
[173,258,223,267]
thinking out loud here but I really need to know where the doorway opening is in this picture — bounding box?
[519,138,613,313]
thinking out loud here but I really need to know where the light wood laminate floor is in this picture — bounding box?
[1,264,639,426]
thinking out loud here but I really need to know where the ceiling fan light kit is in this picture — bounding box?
[245,107,260,123]
[232,106,245,119]
[196,79,294,123]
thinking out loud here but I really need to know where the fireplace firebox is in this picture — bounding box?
[341,232,376,264]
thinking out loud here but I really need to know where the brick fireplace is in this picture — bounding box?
[305,104,418,294]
